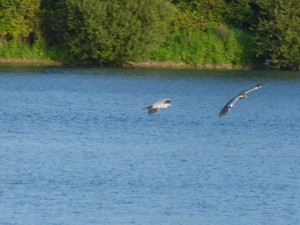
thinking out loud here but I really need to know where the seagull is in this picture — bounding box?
[145,99,172,115]
[218,82,267,117]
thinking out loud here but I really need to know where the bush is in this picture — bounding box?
[65,0,175,64]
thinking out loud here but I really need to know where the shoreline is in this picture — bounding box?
[0,58,63,66]
[0,58,260,70]
[122,61,253,70]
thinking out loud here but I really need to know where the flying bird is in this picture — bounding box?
[145,99,172,115]
[218,82,267,117]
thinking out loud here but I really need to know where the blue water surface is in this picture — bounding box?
[0,66,299,225]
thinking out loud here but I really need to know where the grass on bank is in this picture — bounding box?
[0,40,71,61]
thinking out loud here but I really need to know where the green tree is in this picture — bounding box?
[65,0,175,64]
[0,0,40,41]
[255,0,300,69]
[222,0,259,29]
[40,0,68,45]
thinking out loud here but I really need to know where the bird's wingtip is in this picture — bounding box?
[218,112,225,117]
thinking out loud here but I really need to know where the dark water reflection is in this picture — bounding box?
[0,66,299,225]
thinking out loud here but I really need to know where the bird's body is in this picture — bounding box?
[218,82,266,117]
[146,99,172,115]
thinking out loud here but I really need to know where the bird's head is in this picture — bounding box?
[161,99,172,108]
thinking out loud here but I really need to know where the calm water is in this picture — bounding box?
[0,66,299,225]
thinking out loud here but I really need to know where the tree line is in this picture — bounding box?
[0,0,299,69]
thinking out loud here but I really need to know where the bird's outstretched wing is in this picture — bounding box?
[147,107,159,115]
[242,81,267,95]
[218,96,241,117]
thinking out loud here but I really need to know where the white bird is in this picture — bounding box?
[145,99,172,115]
[218,82,267,117]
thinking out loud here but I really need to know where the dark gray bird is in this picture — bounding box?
[219,82,267,117]
[145,99,172,115]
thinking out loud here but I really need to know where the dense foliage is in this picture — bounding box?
[65,0,175,64]
[255,0,300,69]
[151,0,256,65]
[0,0,299,69]
[0,0,40,41]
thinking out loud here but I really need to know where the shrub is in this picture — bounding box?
[65,0,175,64]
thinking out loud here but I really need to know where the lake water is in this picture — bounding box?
[0,66,299,225]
